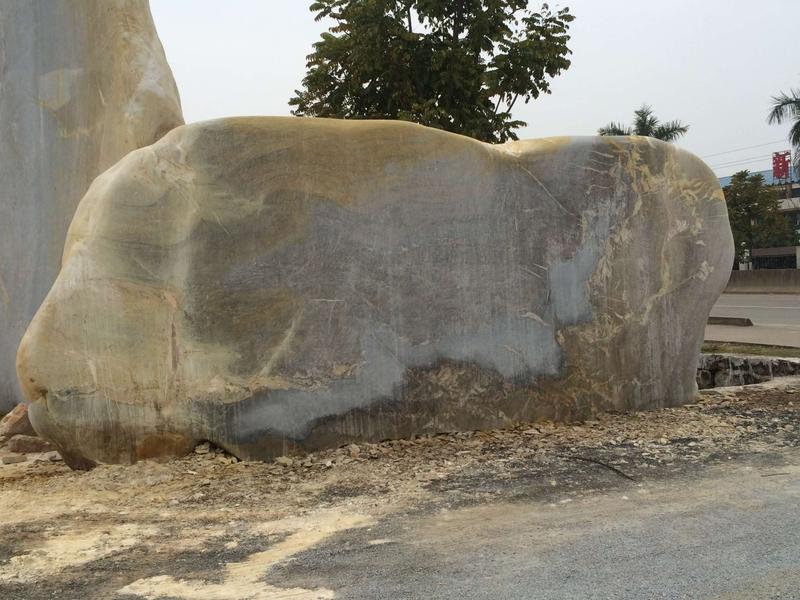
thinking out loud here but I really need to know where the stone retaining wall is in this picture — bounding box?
[697,354,800,389]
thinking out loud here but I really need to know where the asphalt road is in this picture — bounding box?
[270,455,800,600]
[711,293,800,327]
[707,293,800,347]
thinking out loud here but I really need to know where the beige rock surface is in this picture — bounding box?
[0,0,183,413]
[17,118,734,468]
[0,403,34,438]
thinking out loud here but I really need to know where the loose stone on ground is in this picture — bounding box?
[0,379,798,598]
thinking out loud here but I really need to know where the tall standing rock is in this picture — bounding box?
[17,118,735,468]
[0,0,183,414]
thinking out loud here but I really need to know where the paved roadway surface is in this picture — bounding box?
[270,455,800,599]
[707,293,800,348]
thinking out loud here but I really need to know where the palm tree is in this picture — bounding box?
[767,88,800,168]
[598,104,689,142]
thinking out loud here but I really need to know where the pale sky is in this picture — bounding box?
[150,0,800,177]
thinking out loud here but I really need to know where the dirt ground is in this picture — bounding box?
[2,377,800,599]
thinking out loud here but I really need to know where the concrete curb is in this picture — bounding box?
[707,316,753,327]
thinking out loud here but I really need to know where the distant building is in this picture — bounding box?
[718,167,800,269]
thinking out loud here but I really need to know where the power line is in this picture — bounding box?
[701,139,787,159]
[710,158,771,169]
[709,153,774,169]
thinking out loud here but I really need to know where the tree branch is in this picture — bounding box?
[453,3,463,42]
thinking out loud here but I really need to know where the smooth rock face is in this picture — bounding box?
[0,0,183,414]
[17,118,734,467]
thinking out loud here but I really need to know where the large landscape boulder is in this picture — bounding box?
[17,118,734,468]
[0,0,183,414]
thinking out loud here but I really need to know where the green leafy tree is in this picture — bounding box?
[724,170,798,264]
[289,1,575,143]
[768,87,800,169]
[598,104,688,142]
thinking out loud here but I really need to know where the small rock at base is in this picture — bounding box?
[1,453,27,464]
[0,404,36,438]
[31,450,63,463]
[7,434,52,454]
[275,456,294,467]
[194,442,211,455]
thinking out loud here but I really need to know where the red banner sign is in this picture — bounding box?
[773,151,791,180]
